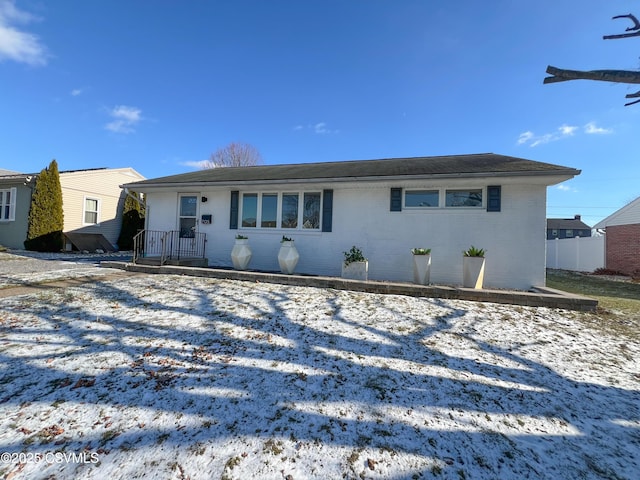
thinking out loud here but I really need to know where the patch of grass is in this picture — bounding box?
[547,269,640,338]
[263,438,284,455]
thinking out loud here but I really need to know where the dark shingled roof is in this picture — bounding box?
[547,218,592,230]
[125,153,580,187]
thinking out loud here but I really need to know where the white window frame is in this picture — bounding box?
[83,197,100,225]
[0,188,16,222]
[239,191,322,231]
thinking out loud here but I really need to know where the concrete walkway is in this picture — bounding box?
[100,261,598,311]
[0,270,141,299]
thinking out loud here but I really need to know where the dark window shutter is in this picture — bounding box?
[322,189,333,232]
[229,190,239,229]
[390,188,402,211]
[487,185,501,212]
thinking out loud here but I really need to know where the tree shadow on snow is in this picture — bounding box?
[0,275,638,479]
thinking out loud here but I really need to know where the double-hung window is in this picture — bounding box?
[241,194,258,227]
[302,192,321,229]
[84,197,100,224]
[239,191,322,230]
[261,194,278,227]
[0,188,16,221]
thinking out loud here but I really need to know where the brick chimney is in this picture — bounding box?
[574,214,581,220]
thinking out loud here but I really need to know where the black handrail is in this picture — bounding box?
[132,230,206,264]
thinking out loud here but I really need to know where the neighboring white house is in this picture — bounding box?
[123,154,580,290]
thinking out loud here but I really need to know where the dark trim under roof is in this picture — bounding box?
[125,153,580,188]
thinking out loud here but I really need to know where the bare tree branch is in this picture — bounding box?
[603,14,640,39]
[625,89,640,106]
[544,66,640,85]
[203,142,263,169]
[545,10,640,105]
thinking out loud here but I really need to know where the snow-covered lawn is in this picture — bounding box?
[0,271,638,479]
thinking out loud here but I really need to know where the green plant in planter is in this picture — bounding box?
[235,234,248,240]
[463,245,486,257]
[343,246,367,266]
[411,248,431,255]
[281,235,293,243]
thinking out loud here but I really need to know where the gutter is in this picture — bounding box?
[122,169,581,190]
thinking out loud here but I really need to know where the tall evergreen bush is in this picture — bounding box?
[24,160,64,252]
[117,191,145,250]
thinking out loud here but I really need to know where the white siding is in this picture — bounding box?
[594,196,640,228]
[144,177,549,290]
[60,168,145,246]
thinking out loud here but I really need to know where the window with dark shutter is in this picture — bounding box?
[390,188,402,211]
[322,189,333,232]
[229,190,239,229]
[487,185,501,212]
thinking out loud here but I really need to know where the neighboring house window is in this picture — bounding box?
[552,229,558,237]
[445,189,483,207]
[0,188,16,221]
[83,198,100,224]
[179,195,198,237]
[239,191,322,231]
[565,229,573,237]
[405,190,439,208]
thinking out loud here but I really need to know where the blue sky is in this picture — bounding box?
[1,0,639,225]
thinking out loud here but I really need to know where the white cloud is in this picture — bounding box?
[517,131,534,145]
[518,121,614,147]
[557,184,571,191]
[179,159,211,169]
[71,88,82,96]
[105,105,143,134]
[517,124,578,147]
[0,0,48,66]
[584,122,612,134]
[293,122,339,134]
[559,124,578,136]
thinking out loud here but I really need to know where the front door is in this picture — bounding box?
[178,195,198,238]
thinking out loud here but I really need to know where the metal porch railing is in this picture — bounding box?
[132,230,206,265]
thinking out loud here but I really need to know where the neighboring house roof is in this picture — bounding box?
[0,167,143,183]
[594,196,640,228]
[124,153,580,188]
[547,217,592,230]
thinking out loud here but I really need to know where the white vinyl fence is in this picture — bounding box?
[546,235,605,272]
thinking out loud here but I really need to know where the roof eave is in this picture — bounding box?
[123,168,581,190]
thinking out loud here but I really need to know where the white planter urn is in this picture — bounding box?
[463,256,485,289]
[231,238,252,270]
[412,254,431,285]
[342,261,369,281]
[278,241,299,274]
